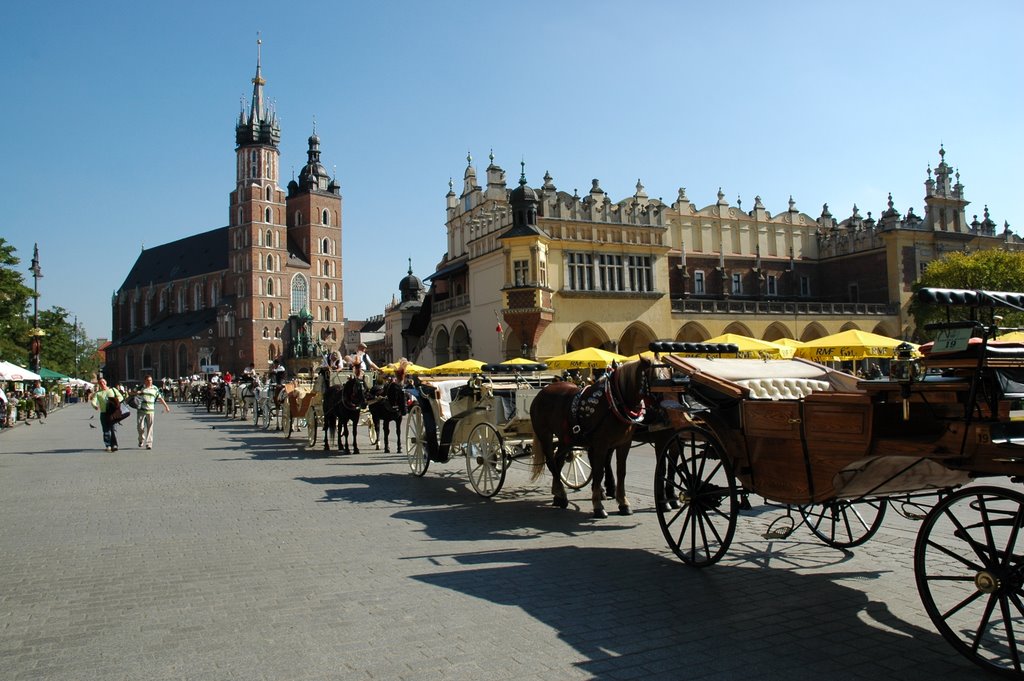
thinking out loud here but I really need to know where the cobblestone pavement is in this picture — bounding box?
[0,402,999,680]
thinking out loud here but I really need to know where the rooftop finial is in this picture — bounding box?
[408,257,413,275]
[519,159,526,185]
[312,114,316,135]
[466,150,472,165]
[489,148,494,163]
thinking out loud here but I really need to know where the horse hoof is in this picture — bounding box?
[618,505,633,516]
[593,508,609,520]
[553,497,569,509]
[384,447,390,453]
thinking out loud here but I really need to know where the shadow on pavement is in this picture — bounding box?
[411,544,984,680]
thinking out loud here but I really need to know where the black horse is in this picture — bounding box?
[368,379,407,453]
[205,382,226,413]
[320,370,366,454]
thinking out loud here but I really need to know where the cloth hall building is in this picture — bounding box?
[105,49,344,382]
[395,147,1020,366]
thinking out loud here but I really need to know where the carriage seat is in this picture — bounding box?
[429,379,469,421]
[736,378,833,400]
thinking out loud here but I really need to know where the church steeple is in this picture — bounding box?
[235,35,281,149]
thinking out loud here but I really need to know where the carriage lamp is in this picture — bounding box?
[890,342,921,420]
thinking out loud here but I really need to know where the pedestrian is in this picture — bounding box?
[30,379,47,423]
[91,377,125,451]
[354,342,380,372]
[136,374,170,449]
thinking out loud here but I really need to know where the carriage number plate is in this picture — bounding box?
[932,327,971,353]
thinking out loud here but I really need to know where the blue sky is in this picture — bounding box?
[2,0,1021,340]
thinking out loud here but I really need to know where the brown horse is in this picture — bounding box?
[530,358,652,518]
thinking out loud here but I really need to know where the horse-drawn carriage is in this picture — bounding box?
[626,288,1024,676]
[297,368,374,453]
[404,363,593,497]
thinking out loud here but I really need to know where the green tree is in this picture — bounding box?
[910,249,1024,340]
[0,238,33,364]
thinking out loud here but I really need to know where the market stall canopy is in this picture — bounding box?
[544,347,627,370]
[37,367,70,380]
[0,361,42,382]
[427,359,486,375]
[704,334,794,359]
[795,329,911,361]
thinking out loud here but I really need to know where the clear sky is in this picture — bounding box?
[2,0,1021,340]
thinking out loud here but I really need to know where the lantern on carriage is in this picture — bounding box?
[890,341,922,420]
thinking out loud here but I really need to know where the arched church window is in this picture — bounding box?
[265,229,272,246]
[266,278,274,297]
[266,255,273,272]
[291,274,308,314]
[322,238,330,254]
[322,209,329,225]
[265,207,271,223]
[265,185,272,201]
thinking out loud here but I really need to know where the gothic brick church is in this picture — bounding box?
[105,43,344,382]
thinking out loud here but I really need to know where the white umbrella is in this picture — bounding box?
[0,361,41,381]
[0,361,42,382]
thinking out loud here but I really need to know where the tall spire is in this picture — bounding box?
[236,33,280,148]
[250,33,265,123]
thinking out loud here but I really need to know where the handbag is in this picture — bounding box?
[126,393,142,410]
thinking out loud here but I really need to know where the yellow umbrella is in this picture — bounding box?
[622,351,656,362]
[545,347,627,370]
[500,357,539,365]
[995,331,1024,343]
[773,338,806,350]
[705,333,794,359]
[795,329,910,361]
[428,359,486,375]
[380,361,430,375]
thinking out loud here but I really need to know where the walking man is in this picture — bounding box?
[136,374,170,449]
[91,378,124,451]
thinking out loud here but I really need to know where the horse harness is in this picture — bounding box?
[562,366,649,446]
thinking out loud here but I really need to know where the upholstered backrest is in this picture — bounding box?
[736,378,833,400]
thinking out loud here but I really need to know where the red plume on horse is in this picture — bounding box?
[529,358,652,518]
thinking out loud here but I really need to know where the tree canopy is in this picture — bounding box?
[910,249,1024,340]
[0,238,33,364]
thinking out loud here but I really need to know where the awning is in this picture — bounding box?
[423,261,468,282]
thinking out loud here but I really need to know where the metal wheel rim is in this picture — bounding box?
[366,413,379,445]
[560,447,593,491]
[799,498,888,548]
[655,428,738,567]
[914,485,1024,676]
[405,405,428,476]
[466,422,507,498]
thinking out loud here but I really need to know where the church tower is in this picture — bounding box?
[286,129,343,350]
[228,37,287,368]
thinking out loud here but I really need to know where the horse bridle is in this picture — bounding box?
[605,363,650,425]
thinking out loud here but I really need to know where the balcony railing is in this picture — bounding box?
[432,293,470,315]
[672,297,899,316]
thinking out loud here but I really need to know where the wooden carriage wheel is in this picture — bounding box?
[655,427,739,567]
[914,485,1024,677]
[465,422,507,498]
[559,447,593,491]
[404,404,429,476]
[798,498,887,548]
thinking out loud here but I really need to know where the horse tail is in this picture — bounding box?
[530,434,548,482]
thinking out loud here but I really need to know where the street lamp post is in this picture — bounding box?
[28,243,44,374]
[74,315,79,378]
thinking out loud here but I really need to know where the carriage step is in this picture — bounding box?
[763,515,796,540]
